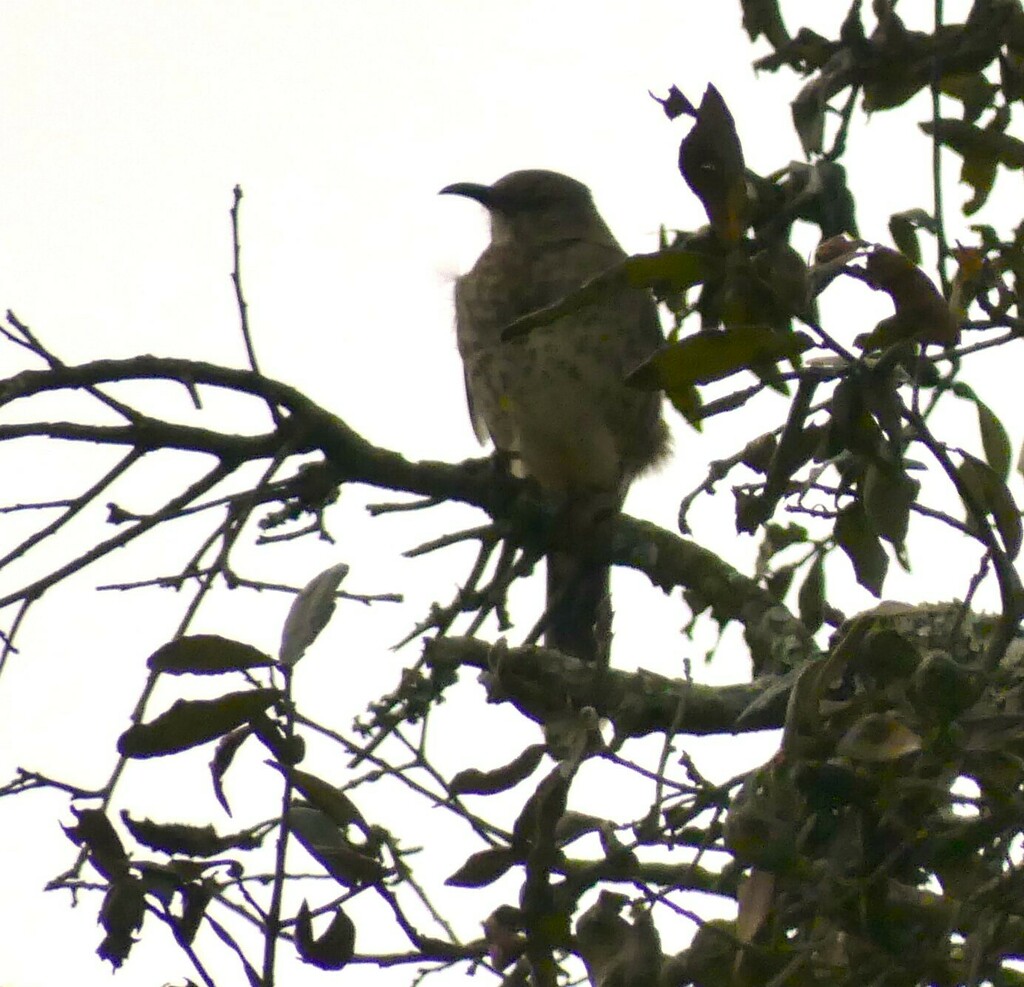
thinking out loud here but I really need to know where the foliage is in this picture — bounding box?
[5,2,1024,985]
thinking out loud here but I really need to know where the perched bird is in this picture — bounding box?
[441,170,668,663]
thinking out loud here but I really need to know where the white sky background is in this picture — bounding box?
[0,1,1014,984]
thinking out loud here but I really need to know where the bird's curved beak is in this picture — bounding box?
[438,181,495,207]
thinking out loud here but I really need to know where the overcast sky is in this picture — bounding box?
[0,2,1011,984]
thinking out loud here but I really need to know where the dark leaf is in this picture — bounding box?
[450,744,546,796]
[740,0,790,48]
[651,84,696,121]
[1001,49,1024,103]
[624,249,710,291]
[740,433,777,473]
[176,881,213,945]
[97,876,146,968]
[295,900,356,971]
[210,726,252,816]
[835,502,888,596]
[273,764,371,835]
[921,119,1024,214]
[63,807,128,881]
[766,565,795,602]
[553,811,605,846]
[118,689,281,759]
[576,892,663,987]
[755,27,835,74]
[287,804,386,887]
[957,452,1023,558]
[629,327,811,398]
[939,72,996,124]
[484,905,527,970]
[922,119,1024,169]
[862,462,919,555]
[976,400,1012,482]
[251,711,305,765]
[888,209,934,265]
[755,523,810,576]
[511,766,572,856]
[740,376,818,532]
[750,242,814,326]
[854,627,921,685]
[147,635,274,675]
[791,48,857,155]
[665,380,704,428]
[798,554,826,634]
[679,85,748,242]
[446,847,517,888]
[120,811,264,857]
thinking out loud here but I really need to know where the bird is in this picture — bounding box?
[440,169,668,663]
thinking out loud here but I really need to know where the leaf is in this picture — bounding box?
[629,326,811,396]
[210,726,252,816]
[939,72,995,124]
[664,380,704,428]
[97,876,146,968]
[855,627,921,685]
[449,744,546,796]
[679,84,748,242]
[836,712,922,762]
[279,562,350,667]
[120,812,263,857]
[554,811,605,847]
[755,523,810,575]
[797,554,826,634]
[121,814,221,856]
[911,650,980,722]
[862,462,919,555]
[511,766,573,856]
[737,869,776,943]
[921,119,1024,214]
[483,905,527,970]
[287,804,386,887]
[740,433,777,473]
[624,249,710,291]
[888,208,934,265]
[250,710,305,765]
[956,452,1023,559]
[446,847,517,888]
[295,900,355,971]
[740,0,790,48]
[63,807,128,881]
[272,764,371,834]
[834,502,888,596]
[766,565,795,602]
[976,400,1012,482]
[650,84,696,121]
[750,241,814,326]
[175,882,212,945]
[576,893,663,987]
[117,689,281,759]
[147,635,274,675]
[823,377,881,459]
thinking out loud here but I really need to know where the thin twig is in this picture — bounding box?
[230,185,262,377]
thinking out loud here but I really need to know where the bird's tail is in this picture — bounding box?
[545,551,612,664]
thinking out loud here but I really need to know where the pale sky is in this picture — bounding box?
[0,2,1013,984]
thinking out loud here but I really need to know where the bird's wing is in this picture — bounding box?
[452,276,492,446]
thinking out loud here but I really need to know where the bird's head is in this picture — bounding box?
[440,170,614,245]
